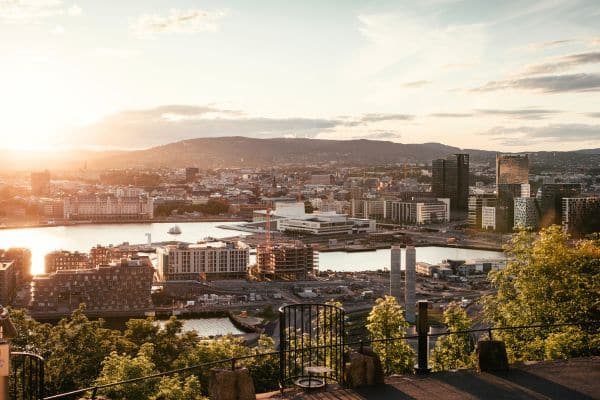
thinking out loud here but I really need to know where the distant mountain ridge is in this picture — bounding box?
[91,137,497,168]
[1,137,598,171]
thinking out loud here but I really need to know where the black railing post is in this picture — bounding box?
[488,328,493,341]
[415,300,430,374]
[278,307,285,393]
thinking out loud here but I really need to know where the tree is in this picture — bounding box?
[95,343,157,400]
[366,296,415,375]
[482,226,600,362]
[430,303,476,371]
[149,375,204,400]
[43,305,128,395]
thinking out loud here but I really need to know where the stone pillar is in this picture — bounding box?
[345,348,384,388]
[477,340,509,373]
[390,245,402,304]
[404,246,416,323]
[209,368,255,400]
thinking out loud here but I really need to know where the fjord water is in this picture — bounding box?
[0,222,503,275]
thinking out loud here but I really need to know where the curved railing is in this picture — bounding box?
[10,352,44,400]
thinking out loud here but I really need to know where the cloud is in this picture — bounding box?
[474,73,600,93]
[522,52,600,75]
[68,105,418,147]
[482,124,600,146]
[430,109,561,119]
[430,112,473,118]
[132,8,228,37]
[476,108,561,120]
[401,80,431,88]
[0,0,81,22]
[585,112,600,118]
[358,113,414,123]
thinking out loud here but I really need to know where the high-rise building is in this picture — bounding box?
[495,183,526,233]
[468,194,496,228]
[432,154,469,216]
[562,197,600,237]
[0,261,17,305]
[0,248,32,286]
[514,197,540,230]
[390,245,402,304]
[31,170,51,195]
[537,183,582,227]
[403,246,416,323]
[496,154,529,185]
[156,241,249,281]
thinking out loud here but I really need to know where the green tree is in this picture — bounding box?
[482,226,600,362]
[124,317,198,371]
[366,296,415,375]
[150,375,204,400]
[430,303,476,371]
[44,305,127,395]
[95,343,157,400]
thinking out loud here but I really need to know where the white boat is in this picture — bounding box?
[168,225,182,235]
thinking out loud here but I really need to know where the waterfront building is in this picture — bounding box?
[468,194,496,228]
[496,154,529,185]
[0,248,32,286]
[156,241,249,281]
[432,154,469,216]
[90,244,141,266]
[256,241,317,281]
[562,197,600,236]
[386,198,450,225]
[0,261,17,305]
[45,250,90,273]
[30,257,154,314]
[514,197,540,230]
[495,183,529,233]
[63,195,154,221]
[404,246,416,323]
[390,245,402,304]
[537,183,582,227]
[31,170,51,195]
[277,213,375,235]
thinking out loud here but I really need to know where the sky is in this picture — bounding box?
[1,0,599,152]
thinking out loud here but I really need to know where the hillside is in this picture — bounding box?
[90,137,496,169]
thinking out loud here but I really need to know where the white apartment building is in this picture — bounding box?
[156,241,249,281]
[386,198,450,225]
[482,206,496,230]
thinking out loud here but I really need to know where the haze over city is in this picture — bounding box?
[1,0,599,152]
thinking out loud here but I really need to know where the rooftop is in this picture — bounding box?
[259,357,599,400]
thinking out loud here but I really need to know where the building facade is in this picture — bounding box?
[30,257,154,314]
[496,154,529,185]
[432,154,469,216]
[537,183,582,227]
[64,195,154,221]
[45,251,90,273]
[562,197,600,236]
[514,197,540,230]
[468,194,496,228]
[387,198,450,225]
[256,242,317,281]
[157,241,249,281]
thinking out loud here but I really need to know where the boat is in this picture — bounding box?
[168,225,182,235]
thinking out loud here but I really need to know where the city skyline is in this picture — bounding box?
[1,0,599,152]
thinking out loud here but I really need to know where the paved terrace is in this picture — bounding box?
[258,357,600,400]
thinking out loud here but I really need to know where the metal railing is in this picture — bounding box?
[9,352,44,400]
[40,318,599,399]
